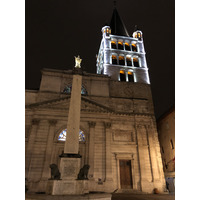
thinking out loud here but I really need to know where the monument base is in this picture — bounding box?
[46,179,89,195]
[59,157,81,180]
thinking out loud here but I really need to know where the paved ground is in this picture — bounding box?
[112,193,175,200]
[26,193,175,200]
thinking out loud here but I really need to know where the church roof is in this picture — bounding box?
[109,8,129,37]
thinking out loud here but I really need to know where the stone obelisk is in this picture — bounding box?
[64,56,82,154]
[59,55,83,180]
[47,56,87,195]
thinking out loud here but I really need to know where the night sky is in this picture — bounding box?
[25,0,175,119]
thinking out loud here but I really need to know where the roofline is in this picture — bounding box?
[157,104,175,122]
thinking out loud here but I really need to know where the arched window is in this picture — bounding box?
[112,55,117,64]
[132,43,137,52]
[111,40,117,49]
[125,43,130,51]
[133,57,139,67]
[120,70,126,82]
[119,56,125,65]
[58,129,85,142]
[118,41,124,50]
[126,56,132,66]
[63,85,72,94]
[128,71,134,82]
[137,32,142,40]
[63,85,88,95]
[133,32,137,38]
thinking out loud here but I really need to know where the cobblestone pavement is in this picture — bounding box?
[112,193,175,200]
[26,193,175,200]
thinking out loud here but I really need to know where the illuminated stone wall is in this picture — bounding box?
[96,26,150,84]
[25,69,165,194]
[157,108,175,192]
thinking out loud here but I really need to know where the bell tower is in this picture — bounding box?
[96,6,150,84]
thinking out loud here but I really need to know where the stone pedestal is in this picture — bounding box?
[60,157,80,180]
[46,157,89,195]
[46,180,89,195]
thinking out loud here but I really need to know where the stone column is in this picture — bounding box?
[145,125,158,182]
[136,124,154,193]
[25,119,40,177]
[135,124,147,191]
[104,122,113,181]
[41,119,57,180]
[147,124,166,191]
[88,121,96,179]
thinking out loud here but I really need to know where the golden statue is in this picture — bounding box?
[74,55,82,68]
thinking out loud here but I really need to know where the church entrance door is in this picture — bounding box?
[119,160,133,189]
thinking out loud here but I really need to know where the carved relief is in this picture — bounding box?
[124,85,134,96]
[62,160,77,177]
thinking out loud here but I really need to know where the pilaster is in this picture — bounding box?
[135,124,153,192]
[147,124,166,191]
[104,122,113,181]
[88,121,96,179]
[41,119,57,180]
[25,119,40,177]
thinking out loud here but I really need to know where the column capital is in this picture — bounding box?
[88,121,96,128]
[32,119,40,125]
[104,122,111,129]
[48,119,57,126]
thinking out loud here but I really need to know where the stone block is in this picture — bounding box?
[60,157,81,180]
[46,179,89,195]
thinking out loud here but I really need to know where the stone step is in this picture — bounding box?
[26,193,111,200]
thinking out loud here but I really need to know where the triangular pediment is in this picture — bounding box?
[26,96,114,113]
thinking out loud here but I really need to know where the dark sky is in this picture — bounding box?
[25,0,175,119]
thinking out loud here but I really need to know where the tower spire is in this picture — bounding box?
[109,6,129,36]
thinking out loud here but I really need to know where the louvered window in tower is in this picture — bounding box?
[120,70,126,82]
[119,56,125,65]
[111,41,117,49]
[118,41,123,50]
[126,56,132,66]
[132,43,137,52]
[112,55,117,64]
[133,57,139,67]
[125,43,130,51]
[128,71,134,82]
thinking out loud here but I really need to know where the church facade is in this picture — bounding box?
[25,8,166,194]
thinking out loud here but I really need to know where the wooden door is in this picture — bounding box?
[119,160,133,189]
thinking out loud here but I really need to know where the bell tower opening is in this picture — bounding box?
[96,6,150,84]
[119,70,126,82]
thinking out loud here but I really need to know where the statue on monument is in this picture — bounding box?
[74,55,82,68]
[49,164,61,180]
[77,164,90,180]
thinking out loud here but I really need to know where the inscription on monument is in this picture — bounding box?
[62,160,77,177]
